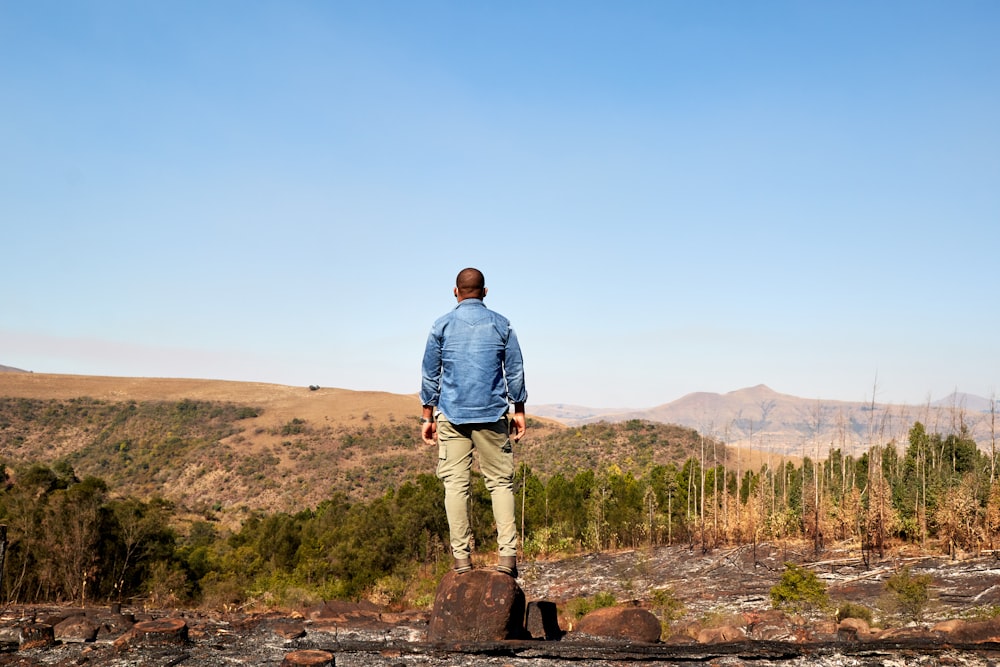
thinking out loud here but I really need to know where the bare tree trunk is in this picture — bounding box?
[0,525,6,603]
[700,434,706,553]
[723,425,730,543]
[713,436,719,548]
[735,420,742,544]
[667,485,673,546]
[991,391,997,486]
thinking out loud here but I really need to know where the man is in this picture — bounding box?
[420,267,527,576]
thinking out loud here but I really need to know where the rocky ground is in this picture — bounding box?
[5,541,1000,665]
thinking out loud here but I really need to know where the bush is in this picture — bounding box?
[770,563,829,614]
[650,587,685,622]
[836,602,873,624]
[564,591,617,620]
[883,566,933,623]
[650,586,686,635]
[144,561,191,608]
[198,572,244,611]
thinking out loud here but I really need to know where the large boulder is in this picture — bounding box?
[933,617,1000,643]
[573,605,661,643]
[54,614,100,643]
[427,569,526,642]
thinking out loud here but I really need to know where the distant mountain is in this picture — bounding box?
[0,364,28,373]
[533,385,998,456]
[931,391,997,414]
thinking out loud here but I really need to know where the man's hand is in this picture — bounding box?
[509,412,527,442]
[421,417,437,445]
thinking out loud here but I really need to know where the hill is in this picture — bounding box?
[0,373,712,526]
[534,385,998,456]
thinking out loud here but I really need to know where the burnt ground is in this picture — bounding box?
[5,541,1000,665]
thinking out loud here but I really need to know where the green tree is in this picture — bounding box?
[770,562,829,614]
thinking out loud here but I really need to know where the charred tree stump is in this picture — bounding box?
[281,649,335,666]
[131,618,189,646]
[19,623,55,650]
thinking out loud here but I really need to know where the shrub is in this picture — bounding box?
[564,591,617,620]
[145,561,191,608]
[280,418,307,436]
[368,574,409,608]
[770,563,829,614]
[961,605,1000,621]
[836,602,873,624]
[199,572,244,611]
[650,586,685,635]
[884,566,933,623]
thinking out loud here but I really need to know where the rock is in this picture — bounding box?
[306,599,382,624]
[427,569,526,642]
[932,617,1000,643]
[98,613,136,640]
[808,619,840,642]
[932,618,964,634]
[272,620,307,640]
[525,600,562,640]
[696,625,746,644]
[281,649,335,666]
[880,625,932,641]
[54,614,99,642]
[574,605,662,643]
[662,631,700,645]
[838,617,870,636]
[18,623,55,650]
[746,610,795,641]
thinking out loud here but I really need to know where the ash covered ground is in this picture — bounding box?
[5,542,1000,665]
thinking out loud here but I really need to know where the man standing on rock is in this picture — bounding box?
[420,267,527,576]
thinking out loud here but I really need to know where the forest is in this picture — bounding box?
[1,414,997,611]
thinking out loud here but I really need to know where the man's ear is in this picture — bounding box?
[483,287,488,298]
[454,287,459,299]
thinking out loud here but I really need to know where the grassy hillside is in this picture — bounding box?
[0,373,718,526]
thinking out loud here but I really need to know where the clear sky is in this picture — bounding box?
[2,1,997,409]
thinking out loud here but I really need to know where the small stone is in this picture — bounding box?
[273,620,307,640]
[281,649,334,666]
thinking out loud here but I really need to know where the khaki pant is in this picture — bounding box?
[435,415,517,560]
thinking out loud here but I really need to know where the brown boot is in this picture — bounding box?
[453,557,472,573]
[496,555,517,577]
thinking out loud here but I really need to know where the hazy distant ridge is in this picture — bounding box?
[533,385,998,455]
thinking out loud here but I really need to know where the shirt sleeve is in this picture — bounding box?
[503,326,527,405]
[419,326,443,407]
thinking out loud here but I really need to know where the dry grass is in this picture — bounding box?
[0,372,420,428]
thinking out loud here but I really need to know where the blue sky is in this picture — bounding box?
[2,1,997,408]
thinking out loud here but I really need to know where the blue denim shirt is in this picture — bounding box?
[420,299,527,425]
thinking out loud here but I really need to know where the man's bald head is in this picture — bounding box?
[455,267,487,300]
